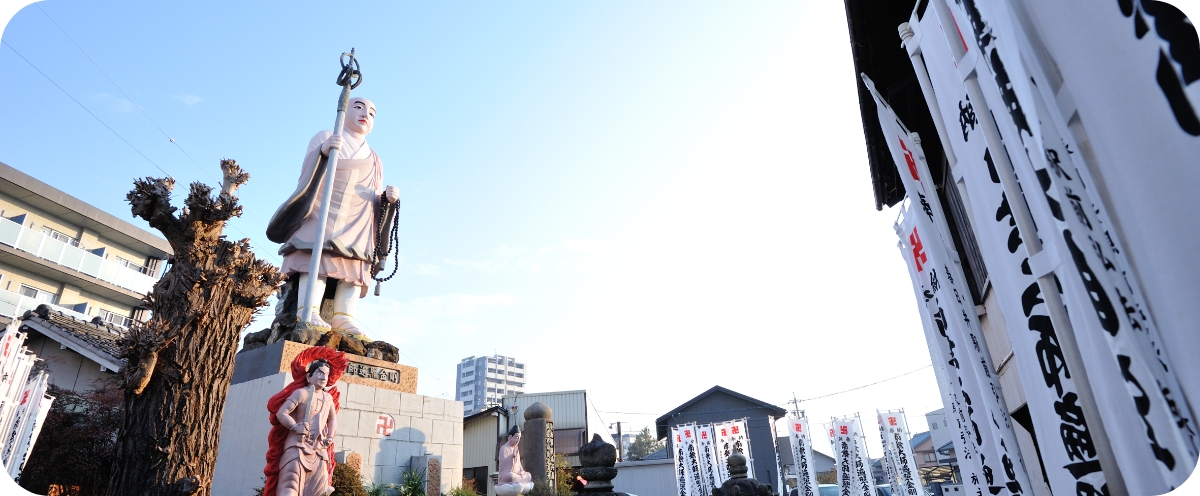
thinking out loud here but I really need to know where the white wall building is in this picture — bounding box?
[456,354,526,415]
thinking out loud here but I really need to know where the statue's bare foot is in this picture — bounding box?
[331,314,364,338]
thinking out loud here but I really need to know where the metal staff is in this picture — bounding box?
[300,49,363,325]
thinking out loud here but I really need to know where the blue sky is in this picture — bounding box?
[0,0,980,455]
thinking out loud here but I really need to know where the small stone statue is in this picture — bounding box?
[711,454,777,496]
[496,426,535,496]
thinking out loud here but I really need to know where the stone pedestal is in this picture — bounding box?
[213,343,462,496]
[232,340,418,392]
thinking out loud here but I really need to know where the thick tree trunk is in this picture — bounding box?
[106,160,285,496]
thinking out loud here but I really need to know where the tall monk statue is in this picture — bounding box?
[268,96,398,337]
[496,426,535,496]
[263,347,348,496]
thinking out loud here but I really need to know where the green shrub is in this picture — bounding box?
[446,480,477,496]
[366,481,398,496]
[332,461,368,496]
[398,468,426,496]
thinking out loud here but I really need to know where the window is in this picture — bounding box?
[516,364,524,369]
[923,453,937,463]
[487,368,496,373]
[115,256,151,275]
[41,227,80,247]
[486,387,495,393]
[515,373,524,378]
[461,371,473,377]
[18,285,57,304]
[97,308,129,327]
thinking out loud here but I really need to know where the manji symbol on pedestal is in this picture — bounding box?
[376,414,395,437]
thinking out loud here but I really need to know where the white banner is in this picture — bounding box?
[935,0,1200,491]
[2,370,44,471]
[908,5,1109,494]
[786,416,820,496]
[671,425,702,496]
[1015,0,1200,422]
[695,424,722,491]
[12,392,53,482]
[869,74,1032,495]
[6,371,48,479]
[878,411,922,496]
[848,418,873,496]
[894,203,982,496]
[768,416,785,495]
[0,351,33,458]
[712,421,732,483]
[828,418,870,496]
[0,322,24,390]
[714,419,754,480]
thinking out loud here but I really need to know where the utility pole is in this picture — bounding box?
[787,392,803,418]
[610,422,626,461]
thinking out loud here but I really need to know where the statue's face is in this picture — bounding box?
[308,364,330,388]
[345,98,376,136]
[510,432,521,445]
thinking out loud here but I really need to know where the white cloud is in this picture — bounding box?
[414,263,443,277]
[443,239,605,274]
[412,293,518,315]
[95,93,136,113]
[174,93,202,105]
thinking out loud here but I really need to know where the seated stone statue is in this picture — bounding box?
[495,426,534,496]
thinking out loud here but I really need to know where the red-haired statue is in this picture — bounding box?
[263,346,349,496]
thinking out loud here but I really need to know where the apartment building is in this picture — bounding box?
[456,354,526,415]
[0,161,169,390]
[0,161,168,325]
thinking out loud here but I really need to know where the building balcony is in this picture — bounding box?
[0,216,159,295]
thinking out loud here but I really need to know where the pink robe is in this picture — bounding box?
[279,131,383,288]
[276,386,338,496]
[498,442,531,484]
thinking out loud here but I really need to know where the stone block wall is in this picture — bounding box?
[213,373,463,495]
[333,381,464,492]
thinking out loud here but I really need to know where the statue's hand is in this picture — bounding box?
[292,421,309,435]
[385,185,399,203]
[321,135,344,156]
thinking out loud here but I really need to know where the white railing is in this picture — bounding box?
[0,288,127,329]
[0,216,159,295]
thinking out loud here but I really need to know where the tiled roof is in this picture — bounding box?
[20,306,125,368]
[641,446,670,460]
[910,431,931,448]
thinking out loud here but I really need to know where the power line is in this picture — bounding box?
[795,364,932,403]
[2,40,170,178]
[30,5,282,264]
[598,363,934,417]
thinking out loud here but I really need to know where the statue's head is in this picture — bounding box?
[345,97,376,137]
[306,359,331,388]
[507,425,520,445]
